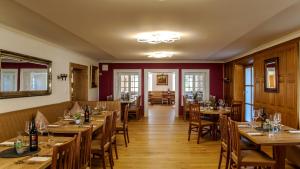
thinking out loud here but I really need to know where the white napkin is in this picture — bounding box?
[47,124,59,127]
[55,143,63,146]
[288,130,300,134]
[238,124,250,128]
[96,119,104,122]
[247,132,264,136]
[27,157,50,162]
[63,118,74,121]
[0,141,14,146]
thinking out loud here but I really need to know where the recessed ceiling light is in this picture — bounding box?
[147,51,174,58]
[137,31,181,44]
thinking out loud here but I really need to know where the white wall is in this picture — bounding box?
[150,72,174,91]
[0,24,99,113]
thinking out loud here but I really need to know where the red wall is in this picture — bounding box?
[98,63,224,115]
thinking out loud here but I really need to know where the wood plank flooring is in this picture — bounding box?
[92,105,296,169]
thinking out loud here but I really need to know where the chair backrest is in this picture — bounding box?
[189,103,202,124]
[183,96,189,112]
[231,102,242,122]
[52,135,77,169]
[219,115,229,145]
[111,111,118,136]
[136,96,141,109]
[101,113,112,148]
[76,126,93,169]
[123,104,129,126]
[228,118,241,162]
[107,95,113,101]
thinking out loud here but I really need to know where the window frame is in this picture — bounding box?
[244,65,254,122]
[113,69,141,100]
[0,69,18,92]
[181,69,210,106]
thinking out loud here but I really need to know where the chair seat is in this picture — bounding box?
[232,150,276,165]
[190,120,214,126]
[91,140,110,153]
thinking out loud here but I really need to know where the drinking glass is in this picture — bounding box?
[47,132,55,147]
[39,121,46,135]
[273,112,282,131]
[24,121,30,135]
[101,102,107,111]
[63,110,70,119]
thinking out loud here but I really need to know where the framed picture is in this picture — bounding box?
[90,65,99,88]
[157,74,168,85]
[264,57,279,92]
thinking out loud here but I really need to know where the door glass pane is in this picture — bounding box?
[245,86,252,104]
[245,67,251,85]
[245,104,252,122]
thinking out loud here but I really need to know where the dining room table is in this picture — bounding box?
[0,136,72,169]
[238,122,300,169]
[47,114,105,135]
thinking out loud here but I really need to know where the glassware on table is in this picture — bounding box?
[24,121,30,135]
[47,132,55,147]
[63,110,71,119]
[268,121,275,137]
[38,121,47,135]
[273,112,282,131]
[101,102,107,111]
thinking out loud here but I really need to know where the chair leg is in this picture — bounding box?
[102,152,106,169]
[126,127,130,143]
[188,125,191,141]
[218,147,223,169]
[225,148,230,169]
[109,147,114,169]
[197,127,201,144]
[114,139,119,159]
[123,131,127,147]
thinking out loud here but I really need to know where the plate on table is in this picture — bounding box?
[246,132,265,136]
[287,130,300,134]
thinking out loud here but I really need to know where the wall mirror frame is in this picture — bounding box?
[264,57,279,93]
[0,49,52,99]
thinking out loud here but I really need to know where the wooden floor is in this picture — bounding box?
[92,105,296,169]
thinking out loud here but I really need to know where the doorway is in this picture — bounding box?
[70,63,88,101]
[144,69,179,118]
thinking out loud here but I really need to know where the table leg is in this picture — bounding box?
[273,145,286,169]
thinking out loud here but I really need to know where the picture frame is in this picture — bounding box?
[264,57,279,92]
[156,74,168,85]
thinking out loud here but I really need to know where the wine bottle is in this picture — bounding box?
[84,105,90,123]
[29,118,38,151]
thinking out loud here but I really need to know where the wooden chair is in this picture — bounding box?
[76,126,93,169]
[91,114,114,169]
[188,103,214,144]
[111,111,119,160]
[183,96,190,121]
[218,116,260,169]
[116,104,130,147]
[228,119,276,169]
[128,96,141,120]
[51,135,77,169]
[230,101,242,122]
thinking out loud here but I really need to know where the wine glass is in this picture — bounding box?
[273,112,282,131]
[64,110,70,119]
[101,102,107,111]
[24,121,30,135]
[39,121,46,135]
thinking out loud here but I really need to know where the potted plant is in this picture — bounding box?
[74,112,81,125]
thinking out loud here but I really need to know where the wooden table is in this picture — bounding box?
[200,108,231,115]
[48,115,104,134]
[238,123,300,169]
[0,136,72,169]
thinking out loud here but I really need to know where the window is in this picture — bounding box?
[20,69,48,91]
[245,66,254,122]
[182,69,210,102]
[114,70,141,99]
[0,69,18,92]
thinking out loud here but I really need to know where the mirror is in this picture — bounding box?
[0,49,52,99]
[264,57,279,92]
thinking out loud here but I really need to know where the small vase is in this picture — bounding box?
[75,119,81,125]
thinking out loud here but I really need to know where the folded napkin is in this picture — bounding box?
[238,124,250,128]
[63,118,74,121]
[54,143,63,146]
[247,132,264,136]
[83,125,97,128]
[96,119,104,122]
[288,130,300,134]
[0,141,14,146]
[27,157,50,162]
[47,124,59,127]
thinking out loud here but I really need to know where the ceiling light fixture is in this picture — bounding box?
[137,31,181,44]
[147,51,174,58]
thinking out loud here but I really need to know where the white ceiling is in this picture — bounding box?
[1,0,300,61]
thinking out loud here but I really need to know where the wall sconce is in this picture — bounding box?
[57,74,68,81]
